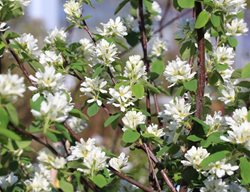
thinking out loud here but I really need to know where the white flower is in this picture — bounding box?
[80,77,107,106]
[206,160,239,178]
[221,121,250,150]
[124,15,138,32]
[151,38,167,57]
[122,110,146,131]
[79,38,94,55]
[225,107,248,127]
[213,0,247,14]
[81,147,107,176]
[124,55,147,83]
[97,17,127,37]
[160,97,192,123]
[0,22,9,32]
[45,28,67,44]
[205,111,225,135]
[226,18,248,36]
[109,152,129,171]
[181,146,210,170]
[10,0,31,7]
[0,172,18,190]
[39,51,64,68]
[50,157,67,169]
[200,178,229,192]
[67,138,97,161]
[25,173,51,192]
[218,83,236,104]
[37,149,66,169]
[0,71,25,102]
[145,123,165,138]
[164,57,195,87]
[213,46,235,66]
[219,66,234,82]
[152,1,162,21]
[29,66,65,93]
[108,86,135,112]
[95,39,118,67]
[31,92,73,122]
[64,0,82,24]
[65,116,87,133]
[13,33,39,55]
[229,182,248,192]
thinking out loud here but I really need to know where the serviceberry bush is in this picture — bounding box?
[0,0,250,191]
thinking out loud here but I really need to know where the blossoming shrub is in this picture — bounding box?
[0,0,250,191]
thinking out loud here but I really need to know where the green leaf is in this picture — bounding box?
[122,129,140,143]
[114,0,129,14]
[30,96,44,111]
[69,108,88,120]
[195,10,210,29]
[240,157,250,184]
[187,135,203,142]
[201,132,223,148]
[177,0,194,8]
[200,150,230,168]
[211,14,221,27]
[5,103,19,126]
[0,129,21,141]
[59,179,74,192]
[151,59,165,76]
[104,113,121,127]
[0,107,9,129]
[132,83,144,99]
[87,102,100,117]
[91,174,108,188]
[241,63,250,78]
[183,79,197,92]
[227,37,238,47]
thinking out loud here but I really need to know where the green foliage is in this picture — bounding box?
[87,102,100,117]
[240,157,250,184]
[195,10,210,29]
[122,129,140,143]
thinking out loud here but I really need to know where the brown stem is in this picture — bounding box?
[138,0,151,124]
[158,0,172,38]
[140,144,177,192]
[108,167,153,192]
[194,2,206,119]
[82,20,96,46]
[6,40,32,84]
[12,125,60,156]
[64,123,81,142]
[144,143,162,191]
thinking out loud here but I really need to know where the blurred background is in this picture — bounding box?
[2,1,250,170]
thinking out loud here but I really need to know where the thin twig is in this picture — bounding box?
[138,0,151,124]
[12,125,60,156]
[158,0,172,38]
[144,143,162,192]
[64,123,81,142]
[140,144,177,192]
[82,20,97,46]
[5,40,32,84]
[194,2,206,119]
[108,167,153,192]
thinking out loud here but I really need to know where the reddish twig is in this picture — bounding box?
[138,0,151,124]
[144,143,162,192]
[5,40,32,84]
[12,125,60,156]
[194,2,206,119]
[108,167,154,192]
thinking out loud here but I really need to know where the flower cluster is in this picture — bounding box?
[68,138,128,176]
[164,57,195,87]
[97,17,127,37]
[0,172,18,190]
[108,86,135,112]
[80,77,107,106]
[0,71,25,102]
[64,0,82,25]
[124,55,147,83]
